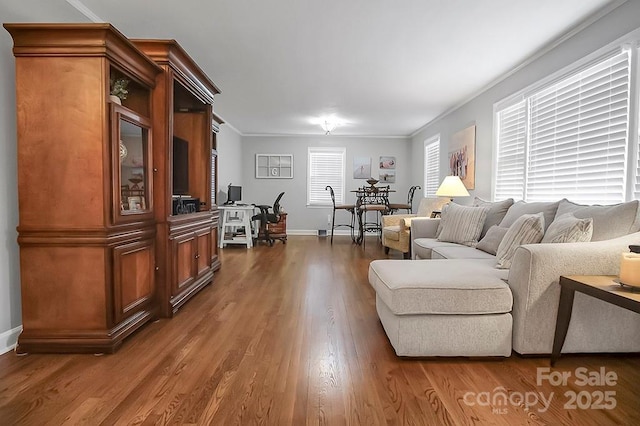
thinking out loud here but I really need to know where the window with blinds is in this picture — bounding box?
[494,50,631,203]
[495,101,526,200]
[307,147,346,206]
[211,148,217,206]
[424,135,440,198]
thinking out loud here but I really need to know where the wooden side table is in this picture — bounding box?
[551,275,640,365]
[262,212,287,244]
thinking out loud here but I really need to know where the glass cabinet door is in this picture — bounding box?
[112,104,153,222]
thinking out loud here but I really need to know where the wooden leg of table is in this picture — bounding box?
[551,285,576,366]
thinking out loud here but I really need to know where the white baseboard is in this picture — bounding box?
[0,325,22,355]
[286,229,352,236]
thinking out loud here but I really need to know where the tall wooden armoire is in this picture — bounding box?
[4,23,162,353]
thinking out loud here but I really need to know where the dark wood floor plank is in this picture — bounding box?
[1,235,639,425]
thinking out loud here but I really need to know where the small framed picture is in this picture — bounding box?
[379,170,396,183]
[379,156,396,169]
[128,196,142,210]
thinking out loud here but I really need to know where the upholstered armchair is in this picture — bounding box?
[381,197,448,258]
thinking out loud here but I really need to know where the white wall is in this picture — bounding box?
[216,124,243,203]
[411,1,640,204]
[241,136,412,232]
[0,3,89,352]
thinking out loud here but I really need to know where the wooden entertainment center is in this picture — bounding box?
[4,23,223,353]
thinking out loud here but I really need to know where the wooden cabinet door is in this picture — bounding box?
[209,225,219,267]
[113,239,155,325]
[172,232,197,293]
[195,227,211,276]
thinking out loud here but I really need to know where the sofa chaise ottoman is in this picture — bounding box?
[370,197,640,357]
[369,259,513,357]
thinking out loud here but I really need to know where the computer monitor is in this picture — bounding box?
[227,185,242,204]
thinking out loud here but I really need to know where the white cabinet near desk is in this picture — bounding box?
[219,205,256,248]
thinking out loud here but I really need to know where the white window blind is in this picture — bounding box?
[307,147,346,206]
[494,101,527,201]
[494,50,631,204]
[636,129,640,199]
[211,148,217,206]
[424,136,440,197]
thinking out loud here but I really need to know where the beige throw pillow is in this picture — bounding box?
[476,225,510,255]
[495,213,545,269]
[554,199,639,241]
[542,213,593,244]
[499,200,559,231]
[473,197,514,238]
[437,203,489,247]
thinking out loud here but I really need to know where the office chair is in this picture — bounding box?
[252,192,286,246]
[325,185,356,244]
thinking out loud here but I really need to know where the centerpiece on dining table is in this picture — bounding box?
[366,178,379,192]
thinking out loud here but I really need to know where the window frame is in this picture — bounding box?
[307,146,346,207]
[423,135,440,198]
[493,32,640,203]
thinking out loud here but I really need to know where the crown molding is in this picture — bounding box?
[65,0,104,22]
[242,132,409,139]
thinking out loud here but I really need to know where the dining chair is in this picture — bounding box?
[325,186,356,244]
[357,185,390,247]
[388,185,421,214]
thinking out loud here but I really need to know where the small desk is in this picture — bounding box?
[551,275,640,365]
[219,205,256,248]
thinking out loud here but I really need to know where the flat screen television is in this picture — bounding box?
[227,185,242,204]
[173,136,189,195]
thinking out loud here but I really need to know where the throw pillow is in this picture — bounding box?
[476,225,510,255]
[473,197,514,238]
[542,213,593,244]
[437,203,489,247]
[495,213,545,269]
[554,199,639,241]
[499,200,559,231]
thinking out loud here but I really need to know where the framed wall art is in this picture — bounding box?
[379,156,396,169]
[353,157,371,179]
[256,154,293,179]
[448,124,476,189]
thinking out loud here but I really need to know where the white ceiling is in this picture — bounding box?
[6,0,620,136]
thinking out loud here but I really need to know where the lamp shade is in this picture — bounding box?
[435,175,470,198]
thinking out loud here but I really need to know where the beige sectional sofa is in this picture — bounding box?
[369,198,640,356]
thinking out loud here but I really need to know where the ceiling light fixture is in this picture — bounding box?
[321,119,337,135]
[310,115,346,135]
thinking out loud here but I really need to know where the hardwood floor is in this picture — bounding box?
[1,235,639,425]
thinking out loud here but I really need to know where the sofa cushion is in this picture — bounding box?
[369,259,512,315]
[432,245,497,260]
[554,199,640,241]
[382,225,402,241]
[412,238,461,259]
[499,200,559,231]
[496,213,545,269]
[542,213,593,244]
[476,225,510,255]
[473,197,514,238]
[437,203,489,247]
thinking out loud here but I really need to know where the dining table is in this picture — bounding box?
[350,186,395,245]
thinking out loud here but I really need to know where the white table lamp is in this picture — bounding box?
[435,175,470,201]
